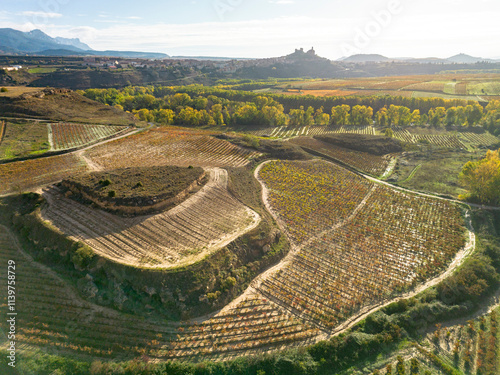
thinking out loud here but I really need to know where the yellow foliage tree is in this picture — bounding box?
[459,149,500,205]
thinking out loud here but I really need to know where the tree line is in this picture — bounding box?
[82,86,500,135]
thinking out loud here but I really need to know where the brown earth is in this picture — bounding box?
[0,88,137,125]
[61,165,206,216]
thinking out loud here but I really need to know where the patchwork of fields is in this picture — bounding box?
[0,123,486,367]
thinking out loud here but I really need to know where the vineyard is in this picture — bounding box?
[0,153,88,195]
[258,160,373,244]
[84,128,261,170]
[257,160,467,329]
[393,129,466,149]
[425,308,500,375]
[42,168,260,268]
[459,131,500,147]
[245,125,375,138]
[49,123,131,151]
[0,225,320,361]
[289,137,393,176]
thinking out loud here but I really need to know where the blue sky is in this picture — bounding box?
[1,0,499,59]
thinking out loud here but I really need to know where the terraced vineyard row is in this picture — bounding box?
[427,309,500,375]
[257,160,467,329]
[85,128,260,169]
[290,137,393,176]
[49,123,131,151]
[393,129,466,149]
[0,153,88,195]
[258,160,373,245]
[245,125,375,138]
[459,132,499,147]
[0,226,320,361]
[42,168,260,268]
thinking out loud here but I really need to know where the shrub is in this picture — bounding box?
[0,87,7,93]
[72,244,95,269]
[108,190,116,198]
[98,179,112,187]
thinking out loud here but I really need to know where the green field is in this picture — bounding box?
[0,120,50,160]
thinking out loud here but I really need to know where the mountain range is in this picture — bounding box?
[1,28,498,64]
[340,53,498,64]
[0,28,169,59]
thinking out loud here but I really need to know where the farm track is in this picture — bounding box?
[41,168,261,269]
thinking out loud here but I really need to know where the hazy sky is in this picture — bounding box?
[1,0,499,59]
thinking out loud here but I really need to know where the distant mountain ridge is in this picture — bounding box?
[341,53,498,64]
[0,28,169,59]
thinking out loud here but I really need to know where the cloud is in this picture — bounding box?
[269,0,295,4]
[19,11,62,19]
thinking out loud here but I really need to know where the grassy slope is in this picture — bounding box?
[0,89,137,126]
[394,148,485,198]
[0,120,49,160]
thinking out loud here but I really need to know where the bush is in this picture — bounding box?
[108,190,116,198]
[98,179,112,187]
[72,244,95,269]
[0,87,7,93]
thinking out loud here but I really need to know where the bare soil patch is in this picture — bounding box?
[61,165,206,216]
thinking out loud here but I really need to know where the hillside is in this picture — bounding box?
[0,88,136,125]
[0,28,169,58]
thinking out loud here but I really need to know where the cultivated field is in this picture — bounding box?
[84,128,261,170]
[275,74,500,100]
[42,168,260,268]
[0,123,479,368]
[290,137,394,176]
[0,153,88,195]
[48,123,131,151]
[0,225,320,361]
[245,125,375,138]
[257,160,467,329]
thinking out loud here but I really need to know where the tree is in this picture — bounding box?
[176,106,201,126]
[384,128,394,138]
[459,149,500,205]
[304,106,315,126]
[134,108,154,122]
[263,105,287,127]
[445,107,457,126]
[397,106,411,126]
[289,107,306,126]
[314,107,330,125]
[153,109,175,125]
[466,103,484,125]
[429,107,446,128]
[210,104,225,126]
[351,105,373,125]
[410,109,421,125]
[331,105,351,125]
[375,108,388,126]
